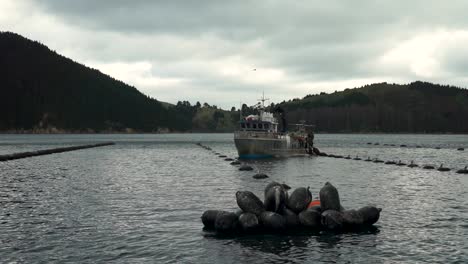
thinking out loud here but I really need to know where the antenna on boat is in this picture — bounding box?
[258,91,269,109]
[239,100,242,121]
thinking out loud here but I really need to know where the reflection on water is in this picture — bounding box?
[0,133,467,263]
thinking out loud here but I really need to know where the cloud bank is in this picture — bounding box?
[2,0,468,108]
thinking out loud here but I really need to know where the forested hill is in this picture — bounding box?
[277,82,468,133]
[0,32,236,133]
[2,32,467,134]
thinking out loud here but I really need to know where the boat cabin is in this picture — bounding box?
[239,113,278,133]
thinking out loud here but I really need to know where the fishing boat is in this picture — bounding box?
[234,94,315,159]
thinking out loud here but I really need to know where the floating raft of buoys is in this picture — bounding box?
[201,181,381,235]
[0,142,115,162]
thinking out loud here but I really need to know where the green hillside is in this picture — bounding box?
[277,82,468,133]
[1,32,467,133]
[0,32,234,133]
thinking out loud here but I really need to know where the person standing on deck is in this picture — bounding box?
[306,131,314,154]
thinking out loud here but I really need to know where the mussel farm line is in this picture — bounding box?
[194,143,260,177]
[195,142,467,174]
[0,142,115,162]
[363,142,465,151]
[319,151,468,174]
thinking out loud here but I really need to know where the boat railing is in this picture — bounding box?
[234,131,287,139]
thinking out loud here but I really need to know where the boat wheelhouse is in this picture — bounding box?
[234,94,315,159]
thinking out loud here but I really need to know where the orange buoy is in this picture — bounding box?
[307,200,321,208]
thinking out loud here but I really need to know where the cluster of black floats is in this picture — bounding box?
[201,182,381,235]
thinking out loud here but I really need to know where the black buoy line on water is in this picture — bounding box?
[362,142,464,151]
[408,161,419,168]
[319,150,468,174]
[437,164,450,172]
[0,142,115,162]
[456,166,468,174]
[195,143,271,180]
[196,142,467,176]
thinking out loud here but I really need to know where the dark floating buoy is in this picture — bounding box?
[239,164,254,171]
[281,182,291,190]
[374,143,380,146]
[264,181,283,196]
[344,155,351,160]
[238,213,259,231]
[335,155,344,158]
[385,160,396,165]
[321,209,344,230]
[373,158,384,163]
[416,145,422,148]
[400,144,407,147]
[435,147,441,150]
[225,158,234,161]
[457,148,465,151]
[299,208,322,228]
[253,173,269,179]
[236,191,265,216]
[201,210,223,229]
[287,187,312,214]
[396,160,406,166]
[264,184,287,212]
[320,182,341,211]
[219,155,227,158]
[214,212,239,233]
[390,144,396,146]
[408,161,419,168]
[367,142,372,145]
[365,157,372,162]
[437,164,450,172]
[230,160,241,165]
[423,164,435,170]
[353,155,361,160]
[260,211,286,231]
[456,166,468,174]
[281,207,300,228]
[357,206,382,225]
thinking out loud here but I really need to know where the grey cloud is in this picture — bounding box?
[11,0,468,107]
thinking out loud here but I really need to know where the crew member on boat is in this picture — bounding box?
[306,131,314,154]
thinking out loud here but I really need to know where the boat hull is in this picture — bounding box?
[234,137,308,159]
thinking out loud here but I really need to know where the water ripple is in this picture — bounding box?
[1,133,467,263]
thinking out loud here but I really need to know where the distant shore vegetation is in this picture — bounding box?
[1,32,468,134]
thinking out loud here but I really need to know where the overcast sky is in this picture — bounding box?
[2,0,468,108]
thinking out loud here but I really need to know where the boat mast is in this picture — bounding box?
[258,91,269,110]
[239,101,242,121]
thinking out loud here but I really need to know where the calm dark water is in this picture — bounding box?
[1,134,467,263]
